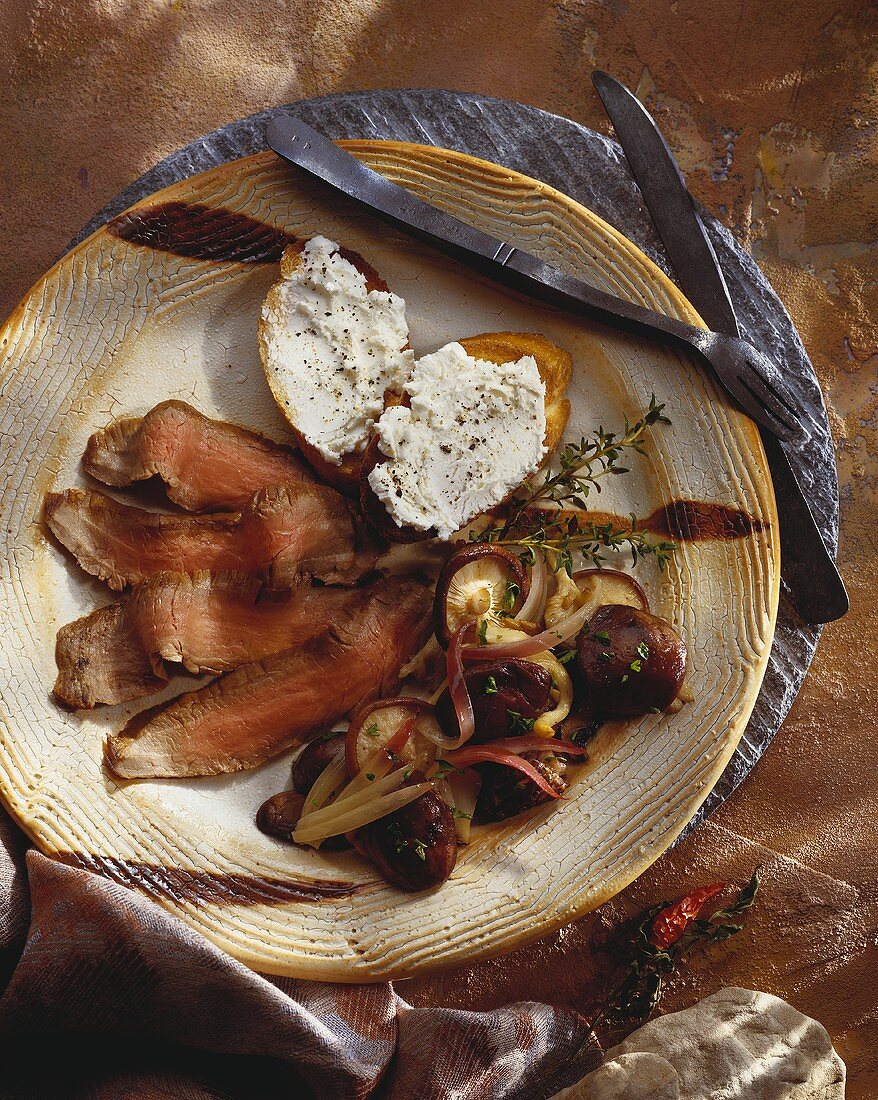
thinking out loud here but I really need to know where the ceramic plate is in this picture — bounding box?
[0,142,778,979]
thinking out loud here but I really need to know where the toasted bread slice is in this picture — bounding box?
[459,332,571,457]
[361,331,572,543]
[258,239,413,495]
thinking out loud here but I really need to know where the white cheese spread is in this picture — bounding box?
[368,341,546,539]
[260,236,414,464]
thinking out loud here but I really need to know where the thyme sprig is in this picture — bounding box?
[474,396,676,572]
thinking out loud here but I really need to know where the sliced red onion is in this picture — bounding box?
[464,601,592,661]
[483,735,589,757]
[422,623,476,751]
[440,746,563,799]
[515,551,548,623]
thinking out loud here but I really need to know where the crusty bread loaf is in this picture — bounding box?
[361,331,572,543]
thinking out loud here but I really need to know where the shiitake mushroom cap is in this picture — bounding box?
[435,658,553,742]
[576,604,687,717]
[433,543,529,645]
[474,750,568,822]
[292,732,347,795]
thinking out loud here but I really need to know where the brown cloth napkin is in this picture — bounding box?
[0,809,601,1099]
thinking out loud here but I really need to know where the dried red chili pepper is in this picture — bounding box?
[650,882,726,950]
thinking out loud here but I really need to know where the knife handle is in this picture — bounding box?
[761,432,848,623]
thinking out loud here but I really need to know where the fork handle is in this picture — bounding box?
[760,434,848,622]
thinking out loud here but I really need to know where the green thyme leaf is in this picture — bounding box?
[472,397,676,573]
[507,710,535,734]
[504,581,521,610]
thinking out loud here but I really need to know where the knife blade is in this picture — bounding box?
[592,70,847,623]
[265,114,803,443]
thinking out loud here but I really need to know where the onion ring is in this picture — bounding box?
[481,735,588,757]
[464,601,592,661]
[438,745,564,799]
[515,551,548,624]
[422,622,476,751]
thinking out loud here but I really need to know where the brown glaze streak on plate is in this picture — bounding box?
[531,499,764,542]
[54,851,375,905]
[649,500,764,540]
[108,201,302,264]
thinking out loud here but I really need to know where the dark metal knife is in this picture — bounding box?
[592,70,848,623]
[265,114,803,444]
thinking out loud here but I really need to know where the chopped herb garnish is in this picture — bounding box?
[507,710,536,734]
[594,630,611,644]
[452,808,473,820]
[637,641,650,661]
[598,651,614,662]
[364,722,380,738]
[434,760,455,778]
[621,673,629,683]
[648,706,661,714]
[557,648,578,665]
[366,772,376,781]
[484,675,499,695]
[477,619,488,645]
[504,581,521,610]
[412,839,428,861]
[629,658,643,673]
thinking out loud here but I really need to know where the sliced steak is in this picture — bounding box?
[54,572,378,708]
[104,576,432,778]
[83,400,313,511]
[44,482,365,591]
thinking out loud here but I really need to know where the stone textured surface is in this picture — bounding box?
[607,987,845,1099]
[550,1052,680,1100]
[2,1,875,1095]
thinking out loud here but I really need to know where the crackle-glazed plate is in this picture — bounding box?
[0,142,778,979]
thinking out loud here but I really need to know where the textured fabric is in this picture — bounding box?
[0,833,601,1099]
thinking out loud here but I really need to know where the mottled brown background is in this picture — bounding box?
[3,0,876,1094]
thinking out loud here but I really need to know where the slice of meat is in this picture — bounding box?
[83,400,313,511]
[55,600,168,710]
[105,575,432,778]
[44,482,366,590]
[54,572,379,709]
